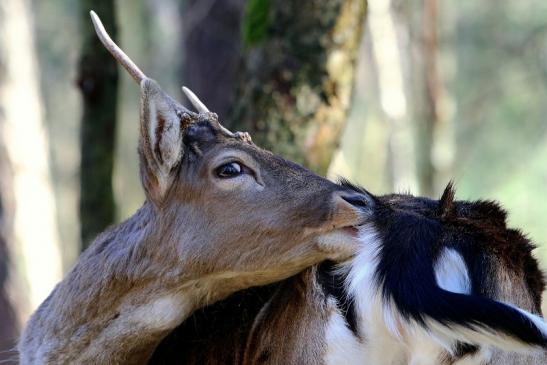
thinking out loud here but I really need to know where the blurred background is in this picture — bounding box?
[1,0,546,361]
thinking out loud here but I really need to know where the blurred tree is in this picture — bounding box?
[0,7,17,356]
[401,0,448,197]
[181,0,367,175]
[180,0,246,119]
[0,147,17,364]
[366,0,416,193]
[0,0,62,361]
[77,0,118,249]
[415,0,443,196]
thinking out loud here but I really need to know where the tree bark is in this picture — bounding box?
[179,0,366,174]
[228,0,367,174]
[77,0,118,249]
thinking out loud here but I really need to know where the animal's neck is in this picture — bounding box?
[19,202,205,364]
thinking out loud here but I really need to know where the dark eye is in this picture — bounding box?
[215,162,243,178]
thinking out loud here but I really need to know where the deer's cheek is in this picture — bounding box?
[210,175,264,193]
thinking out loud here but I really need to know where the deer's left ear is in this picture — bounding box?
[139,78,188,204]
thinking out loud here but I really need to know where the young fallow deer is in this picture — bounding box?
[17,12,370,365]
[151,183,547,365]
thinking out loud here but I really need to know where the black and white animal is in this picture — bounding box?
[151,183,547,365]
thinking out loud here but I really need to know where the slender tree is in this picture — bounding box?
[392,0,449,196]
[77,0,118,249]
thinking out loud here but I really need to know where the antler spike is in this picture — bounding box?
[182,86,210,113]
[90,10,146,84]
[182,86,243,138]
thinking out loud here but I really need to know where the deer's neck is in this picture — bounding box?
[19,202,203,364]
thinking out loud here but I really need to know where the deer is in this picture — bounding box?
[17,12,371,365]
[150,182,547,365]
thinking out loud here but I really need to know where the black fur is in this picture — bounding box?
[317,260,359,337]
[368,184,547,348]
[150,182,546,363]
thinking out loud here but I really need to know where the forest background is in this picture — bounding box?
[1,0,547,361]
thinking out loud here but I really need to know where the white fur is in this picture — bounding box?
[127,294,190,330]
[427,251,547,354]
[425,304,547,355]
[434,248,471,294]
[344,228,547,364]
[324,299,365,365]
[344,224,407,364]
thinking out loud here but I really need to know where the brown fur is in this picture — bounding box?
[18,79,366,364]
[152,185,546,365]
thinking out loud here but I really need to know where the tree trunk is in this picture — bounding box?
[228,0,367,174]
[0,7,17,360]
[0,141,17,364]
[393,0,449,196]
[0,0,62,361]
[77,0,119,249]
[414,0,442,196]
[178,0,366,174]
[367,0,417,192]
[180,0,246,119]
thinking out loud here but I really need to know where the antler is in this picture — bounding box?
[90,10,146,84]
[90,10,243,139]
[182,87,210,113]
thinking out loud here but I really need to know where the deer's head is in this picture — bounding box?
[90,12,369,290]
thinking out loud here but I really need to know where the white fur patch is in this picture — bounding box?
[126,294,190,331]
[324,301,364,365]
[344,225,547,364]
[418,297,547,354]
[345,224,407,364]
[434,248,471,294]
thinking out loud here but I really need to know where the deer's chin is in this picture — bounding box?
[314,227,360,260]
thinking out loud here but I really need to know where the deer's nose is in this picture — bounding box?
[340,194,369,209]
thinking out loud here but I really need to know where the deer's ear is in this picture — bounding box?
[139,78,185,204]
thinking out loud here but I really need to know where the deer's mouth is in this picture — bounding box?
[341,226,359,237]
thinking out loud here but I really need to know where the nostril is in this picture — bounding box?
[341,194,369,208]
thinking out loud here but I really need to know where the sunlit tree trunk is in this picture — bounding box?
[227,0,367,175]
[0,0,62,360]
[413,0,444,196]
[367,0,417,192]
[392,0,451,196]
[179,0,366,175]
[77,0,118,249]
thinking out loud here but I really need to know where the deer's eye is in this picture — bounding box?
[215,162,243,178]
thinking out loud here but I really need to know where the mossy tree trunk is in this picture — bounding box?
[77,0,118,249]
[228,0,367,174]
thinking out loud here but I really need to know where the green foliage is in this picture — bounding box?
[242,0,271,48]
